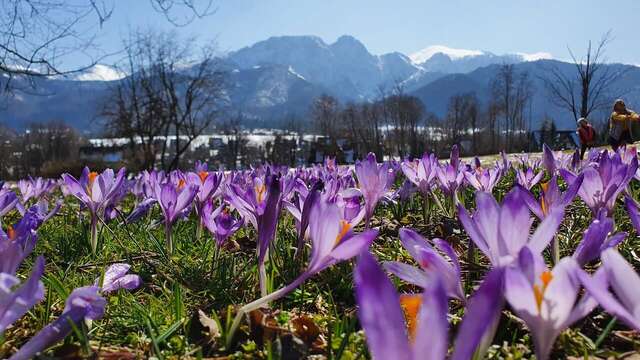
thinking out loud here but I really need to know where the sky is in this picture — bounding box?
[70,0,640,68]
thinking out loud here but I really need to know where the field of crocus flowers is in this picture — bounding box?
[3,144,640,359]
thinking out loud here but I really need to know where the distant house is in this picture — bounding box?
[530,130,579,151]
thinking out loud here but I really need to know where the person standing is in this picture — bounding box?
[608,99,639,151]
[577,117,596,160]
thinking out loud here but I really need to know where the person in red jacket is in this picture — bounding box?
[577,117,596,159]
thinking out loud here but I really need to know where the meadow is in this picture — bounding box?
[2,144,640,359]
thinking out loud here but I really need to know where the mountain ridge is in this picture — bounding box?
[2,34,639,133]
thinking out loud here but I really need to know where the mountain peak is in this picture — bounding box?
[330,35,371,57]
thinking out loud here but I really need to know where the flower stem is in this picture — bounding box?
[165,224,173,255]
[90,214,98,255]
[422,193,430,226]
[551,235,560,265]
[259,260,268,298]
[226,273,309,349]
[195,221,203,242]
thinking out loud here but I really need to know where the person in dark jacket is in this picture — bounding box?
[577,117,596,160]
[609,99,639,151]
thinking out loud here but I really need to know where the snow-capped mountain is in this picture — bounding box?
[408,45,553,75]
[2,34,638,132]
[227,35,420,99]
[410,45,485,64]
[72,64,126,82]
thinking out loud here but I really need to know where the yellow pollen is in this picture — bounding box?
[334,220,352,246]
[400,294,422,343]
[255,184,266,203]
[198,171,208,184]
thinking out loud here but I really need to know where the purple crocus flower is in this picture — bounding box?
[0,188,19,221]
[283,180,322,254]
[336,187,366,227]
[0,204,58,275]
[504,247,597,360]
[458,187,565,266]
[186,170,223,238]
[401,153,437,195]
[497,150,511,175]
[194,160,208,173]
[464,166,501,193]
[572,210,626,266]
[355,250,505,360]
[226,173,281,297]
[156,181,199,254]
[354,152,392,227]
[0,256,45,334]
[542,143,557,175]
[625,196,640,235]
[515,167,544,190]
[226,197,377,346]
[94,263,142,294]
[435,148,465,198]
[392,179,417,202]
[578,248,640,331]
[201,201,244,246]
[520,174,583,220]
[561,150,638,215]
[61,167,127,254]
[9,286,106,360]
[384,228,465,301]
[17,177,57,204]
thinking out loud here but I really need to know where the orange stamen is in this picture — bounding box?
[7,225,15,240]
[255,184,266,203]
[198,171,209,184]
[177,179,186,190]
[86,171,98,195]
[400,294,422,343]
[534,271,554,312]
[88,172,98,184]
[334,220,352,246]
[540,181,549,193]
[540,271,553,289]
[540,181,550,215]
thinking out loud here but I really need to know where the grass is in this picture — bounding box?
[2,167,640,359]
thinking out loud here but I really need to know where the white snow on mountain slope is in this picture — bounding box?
[74,64,125,81]
[410,45,484,64]
[516,52,553,61]
[410,45,553,64]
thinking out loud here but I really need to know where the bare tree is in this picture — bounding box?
[543,31,625,121]
[311,94,341,139]
[0,0,215,95]
[219,113,248,169]
[491,64,533,151]
[102,29,226,170]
